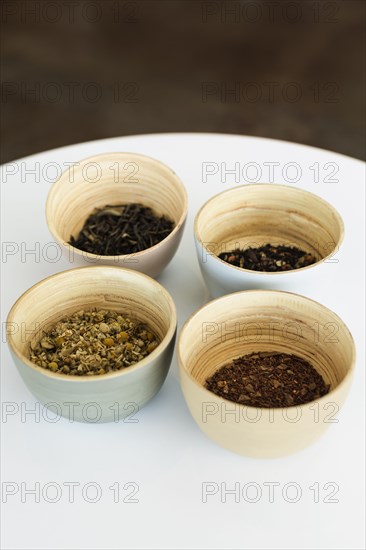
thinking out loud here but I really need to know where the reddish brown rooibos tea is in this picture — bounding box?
[69,203,175,256]
[205,352,330,408]
[218,244,316,271]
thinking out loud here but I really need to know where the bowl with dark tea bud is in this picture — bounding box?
[7,266,177,422]
[46,153,188,278]
[178,290,355,457]
[194,184,344,297]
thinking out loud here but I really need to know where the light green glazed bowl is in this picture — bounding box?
[7,266,177,423]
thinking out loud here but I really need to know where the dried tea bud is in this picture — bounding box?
[41,338,55,350]
[147,342,158,353]
[54,336,65,347]
[103,337,114,346]
[48,361,58,372]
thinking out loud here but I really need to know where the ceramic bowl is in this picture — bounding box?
[46,152,188,278]
[7,266,177,423]
[178,290,355,458]
[194,184,344,297]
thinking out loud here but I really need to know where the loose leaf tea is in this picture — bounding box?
[29,309,160,375]
[69,203,175,255]
[218,244,316,271]
[205,352,330,408]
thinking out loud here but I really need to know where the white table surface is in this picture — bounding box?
[1,133,365,550]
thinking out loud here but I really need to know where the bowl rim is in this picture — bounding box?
[45,151,189,261]
[6,265,177,382]
[194,183,345,276]
[177,289,356,411]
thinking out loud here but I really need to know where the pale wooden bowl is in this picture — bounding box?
[194,184,344,297]
[178,290,355,457]
[7,267,177,423]
[46,153,188,278]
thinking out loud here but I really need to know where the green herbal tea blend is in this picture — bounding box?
[205,352,330,408]
[29,309,160,375]
[218,244,316,271]
[69,203,175,256]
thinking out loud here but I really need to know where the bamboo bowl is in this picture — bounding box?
[7,267,177,423]
[46,153,188,278]
[194,184,344,297]
[178,290,355,457]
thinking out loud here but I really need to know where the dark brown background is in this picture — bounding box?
[1,0,365,163]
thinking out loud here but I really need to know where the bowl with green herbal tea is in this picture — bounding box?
[7,266,177,423]
[178,290,355,458]
[46,153,188,278]
[194,184,344,297]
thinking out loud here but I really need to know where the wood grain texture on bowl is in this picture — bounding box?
[46,153,188,278]
[194,184,344,297]
[178,290,355,458]
[7,267,177,422]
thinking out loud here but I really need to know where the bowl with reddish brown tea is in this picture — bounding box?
[178,290,355,458]
[6,266,177,422]
[46,152,188,278]
[194,184,344,297]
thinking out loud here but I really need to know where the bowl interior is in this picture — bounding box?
[179,291,354,394]
[46,153,187,253]
[7,267,176,371]
[195,185,343,262]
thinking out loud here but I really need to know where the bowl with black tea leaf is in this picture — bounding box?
[46,153,188,278]
[194,184,344,297]
[178,290,355,457]
[7,266,177,422]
